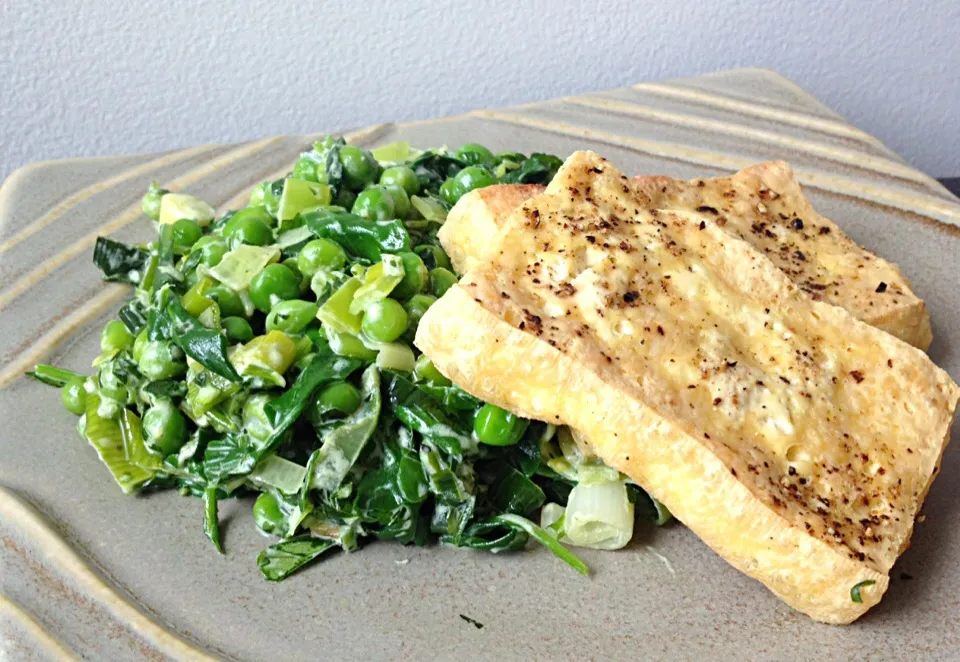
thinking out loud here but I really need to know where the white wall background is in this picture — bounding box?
[2,0,958,182]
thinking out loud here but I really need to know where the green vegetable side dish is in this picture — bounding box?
[29,136,670,582]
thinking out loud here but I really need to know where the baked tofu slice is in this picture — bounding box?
[439,164,932,349]
[417,151,959,624]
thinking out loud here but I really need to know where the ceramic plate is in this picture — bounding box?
[2,68,959,661]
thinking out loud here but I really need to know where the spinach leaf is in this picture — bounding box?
[261,352,364,460]
[142,379,187,398]
[323,138,345,197]
[165,298,242,383]
[409,152,466,191]
[632,486,673,525]
[442,518,527,552]
[305,365,381,493]
[388,373,473,456]
[430,497,476,544]
[303,209,411,261]
[92,236,149,284]
[416,383,481,411]
[353,435,423,544]
[146,286,175,341]
[257,536,337,581]
[118,299,149,334]
[420,446,473,505]
[486,464,545,516]
[203,433,257,483]
[500,153,563,185]
[203,486,223,553]
[396,449,429,504]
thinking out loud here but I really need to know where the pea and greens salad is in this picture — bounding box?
[30,137,670,581]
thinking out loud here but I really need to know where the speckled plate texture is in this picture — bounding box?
[1,68,958,661]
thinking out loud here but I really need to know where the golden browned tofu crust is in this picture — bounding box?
[417,151,959,624]
[440,165,932,349]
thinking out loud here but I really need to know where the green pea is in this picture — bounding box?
[249,264,301,313]
[379,165,419,195]
[142,400,188,455]
[453,165,496,200]
[280,258,310,295]
[384,185,411,219]
[141,182,168,220]
[205,285,245,318]
[171,218,203,253]
[402,293,436,341]
[191,235,228,267]
[474,403,526,446]
[61,376,87,415]
[361,298,408,343]
[298,238,347,276]
[429,267,458,297]
[439,178,459,205]
[223,207,273,246]
[455,143,495,166]
[313,381,361,417]
[138,340,187,380]
[339,146,380,191]
[222,316,253,343]
[291,156,319,182]
[100,320,134,353]
[415,245,452,271]
[266,299,318,335]
[253,492,285,536]
[352,186,395,221]
[414,354,450,385]
[332,188,357,210]
[132,328,149,362]
[391,252,428,300]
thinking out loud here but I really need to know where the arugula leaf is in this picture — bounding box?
[257,536,337,581]
[165,298,242,383]
[92,237,149,284]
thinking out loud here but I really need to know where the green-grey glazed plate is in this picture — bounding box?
[2,69,959,661]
